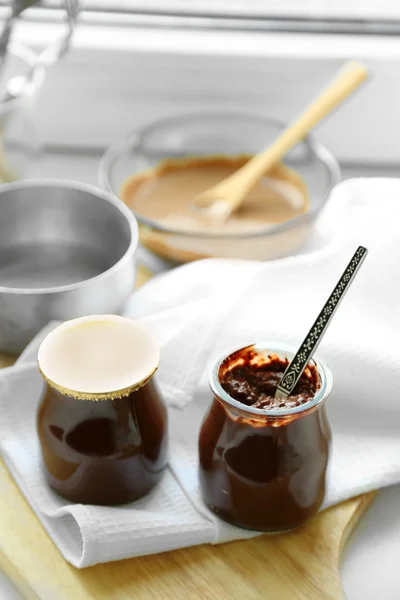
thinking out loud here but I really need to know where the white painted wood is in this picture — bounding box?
[6,20,400,164]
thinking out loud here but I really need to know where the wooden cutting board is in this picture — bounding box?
[0,264,376,600]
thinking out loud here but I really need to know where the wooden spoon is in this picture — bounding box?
[192,61,368,223]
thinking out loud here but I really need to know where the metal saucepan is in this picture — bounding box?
[0,179,138,353]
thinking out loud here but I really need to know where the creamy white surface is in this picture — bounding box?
[37,315,160,394]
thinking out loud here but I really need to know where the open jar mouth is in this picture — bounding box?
[209,339,333,419]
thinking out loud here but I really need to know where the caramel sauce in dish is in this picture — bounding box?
[120,156,309,262]
[37,315,168,505]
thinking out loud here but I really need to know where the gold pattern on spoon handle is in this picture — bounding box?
[275,246,368,399]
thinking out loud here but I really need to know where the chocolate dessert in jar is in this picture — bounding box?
[37,315,168,505]
[199,341,333,531]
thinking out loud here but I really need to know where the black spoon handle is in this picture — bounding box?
[276,245,368,398]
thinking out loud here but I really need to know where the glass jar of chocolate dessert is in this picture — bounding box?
[199,341,333,532]
[37,315,168,505]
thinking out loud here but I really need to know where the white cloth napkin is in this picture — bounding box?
[2,178,400,568]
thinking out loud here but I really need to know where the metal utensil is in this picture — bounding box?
[0,0,39,76]
[0,0,79,103]
[275,245,368,398]
[0,180,138,353]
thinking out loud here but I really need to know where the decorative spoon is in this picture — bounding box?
[275,245,368,399]
[192,61,368,223]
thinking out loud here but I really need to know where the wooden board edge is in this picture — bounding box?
[339,491,377,555]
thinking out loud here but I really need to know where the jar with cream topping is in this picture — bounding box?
[37,315,168,505]
[198,341,333,531]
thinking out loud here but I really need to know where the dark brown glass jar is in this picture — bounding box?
[37,315,168,505]
[199,341,333,532]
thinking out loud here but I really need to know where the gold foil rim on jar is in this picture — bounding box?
[38,363,159,401]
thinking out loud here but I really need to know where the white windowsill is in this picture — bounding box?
[7,16,400,163]
[10,11,400,57]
